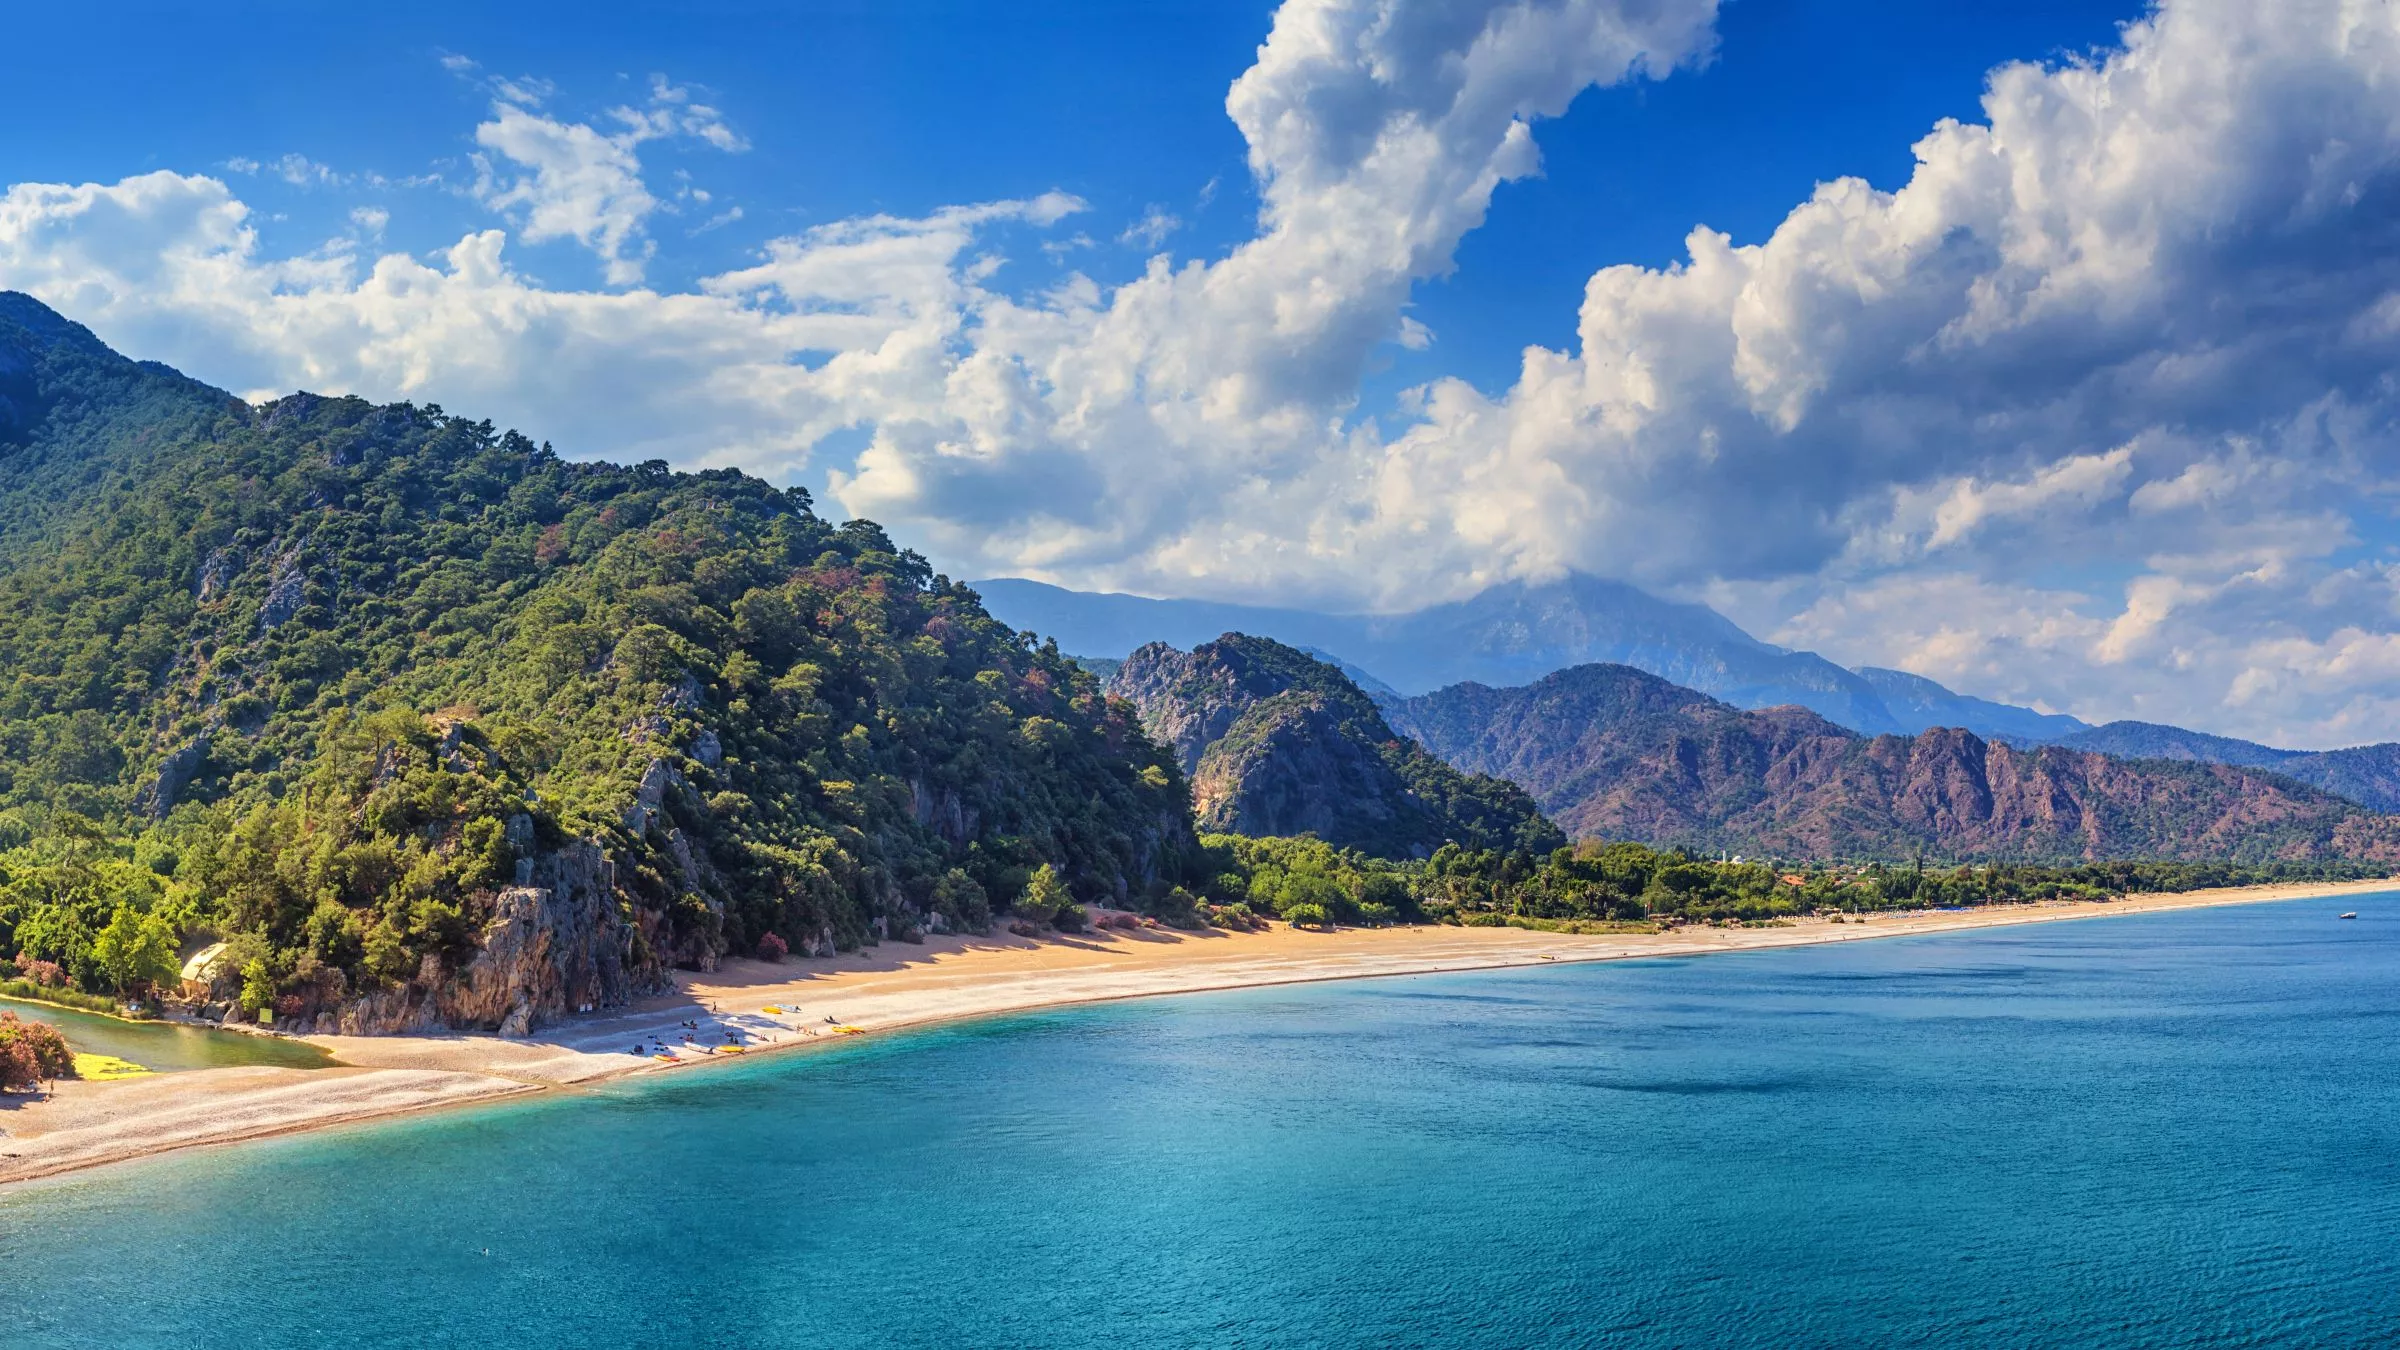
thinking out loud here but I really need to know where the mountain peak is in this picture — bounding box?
[978,570,1907,730]
[0,291,117,361]
[1110,633,1560,858]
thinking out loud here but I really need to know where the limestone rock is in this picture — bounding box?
[136,734,211,820]
[195,546,242,601]
[257,545,307,631]
[333,842,654,1035]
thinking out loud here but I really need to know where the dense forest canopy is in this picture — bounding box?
[1112,634,1562,858]
[0,294,1195,1030]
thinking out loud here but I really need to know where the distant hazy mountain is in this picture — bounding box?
[2061,721,2400,812]
[977,574,2003,736]
[2056,720,2297,768]
[1387,664,2400,862]
[1854,666,2088,742]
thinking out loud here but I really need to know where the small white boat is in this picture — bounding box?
[2339,912,2358,920]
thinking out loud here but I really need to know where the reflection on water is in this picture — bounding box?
[0,997,334,1072]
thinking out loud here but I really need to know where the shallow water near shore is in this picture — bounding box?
[5,894,2397,1348]
[0,997,334,1072]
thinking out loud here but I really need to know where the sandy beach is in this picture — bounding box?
[4,877,2387,1188]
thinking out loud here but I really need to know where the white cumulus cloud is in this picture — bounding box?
[9,0,2400,744]
[468,73,747,285]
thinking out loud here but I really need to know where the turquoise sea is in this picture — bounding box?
[4,896,2396,1348]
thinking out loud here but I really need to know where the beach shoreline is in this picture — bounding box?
[4,876,2387,1189]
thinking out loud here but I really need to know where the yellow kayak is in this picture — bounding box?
[833,1025,864,1035]
[760,1005,786,1015]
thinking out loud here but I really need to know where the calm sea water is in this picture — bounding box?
[1,997,332,1072]
[4,896,2397,1348]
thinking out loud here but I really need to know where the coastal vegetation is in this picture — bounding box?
[0,294,1197,1031]
[1198,835,2385,929]
[0,980,126,1017]
[0,1011,76,1090]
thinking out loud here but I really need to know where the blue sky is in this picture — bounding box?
[4,0,2400,747]
[5,0,2133,398]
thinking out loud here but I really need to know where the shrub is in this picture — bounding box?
[239,959,276,1016]
[0,979,122,1014]
[12,952,67,988]
[1148,885,1205,929]
[932,869,992,932]
[755,932,789,962]
[0,1012,76,1090]
[1284,903,1331,930]
[1207,902,1263,931]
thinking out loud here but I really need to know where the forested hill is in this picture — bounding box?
[0,294,1196,1033]
[1388,663,2400,864]
[1110,634,1561,859]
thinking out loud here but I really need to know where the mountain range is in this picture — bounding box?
[2051,722,2400,812]
[978,578,2400,795]
[974,575,2084,740]
[1381,664,2400,863]
[4,285,2394,1043]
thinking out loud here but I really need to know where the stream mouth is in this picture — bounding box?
[2,997,336,1072]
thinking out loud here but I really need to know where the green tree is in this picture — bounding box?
[239,958,277,1017]
[91,907,179,995]
[1016,864,1070,925]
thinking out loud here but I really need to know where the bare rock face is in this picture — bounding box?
[909,777,978,845]
[1190,693,1405,842]
[195,546,242,601]
[1112,639,1278,776]
[257,544,307,631]
[623,757,684,834]
[327,842,657,1035]
[136,734,211,820]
